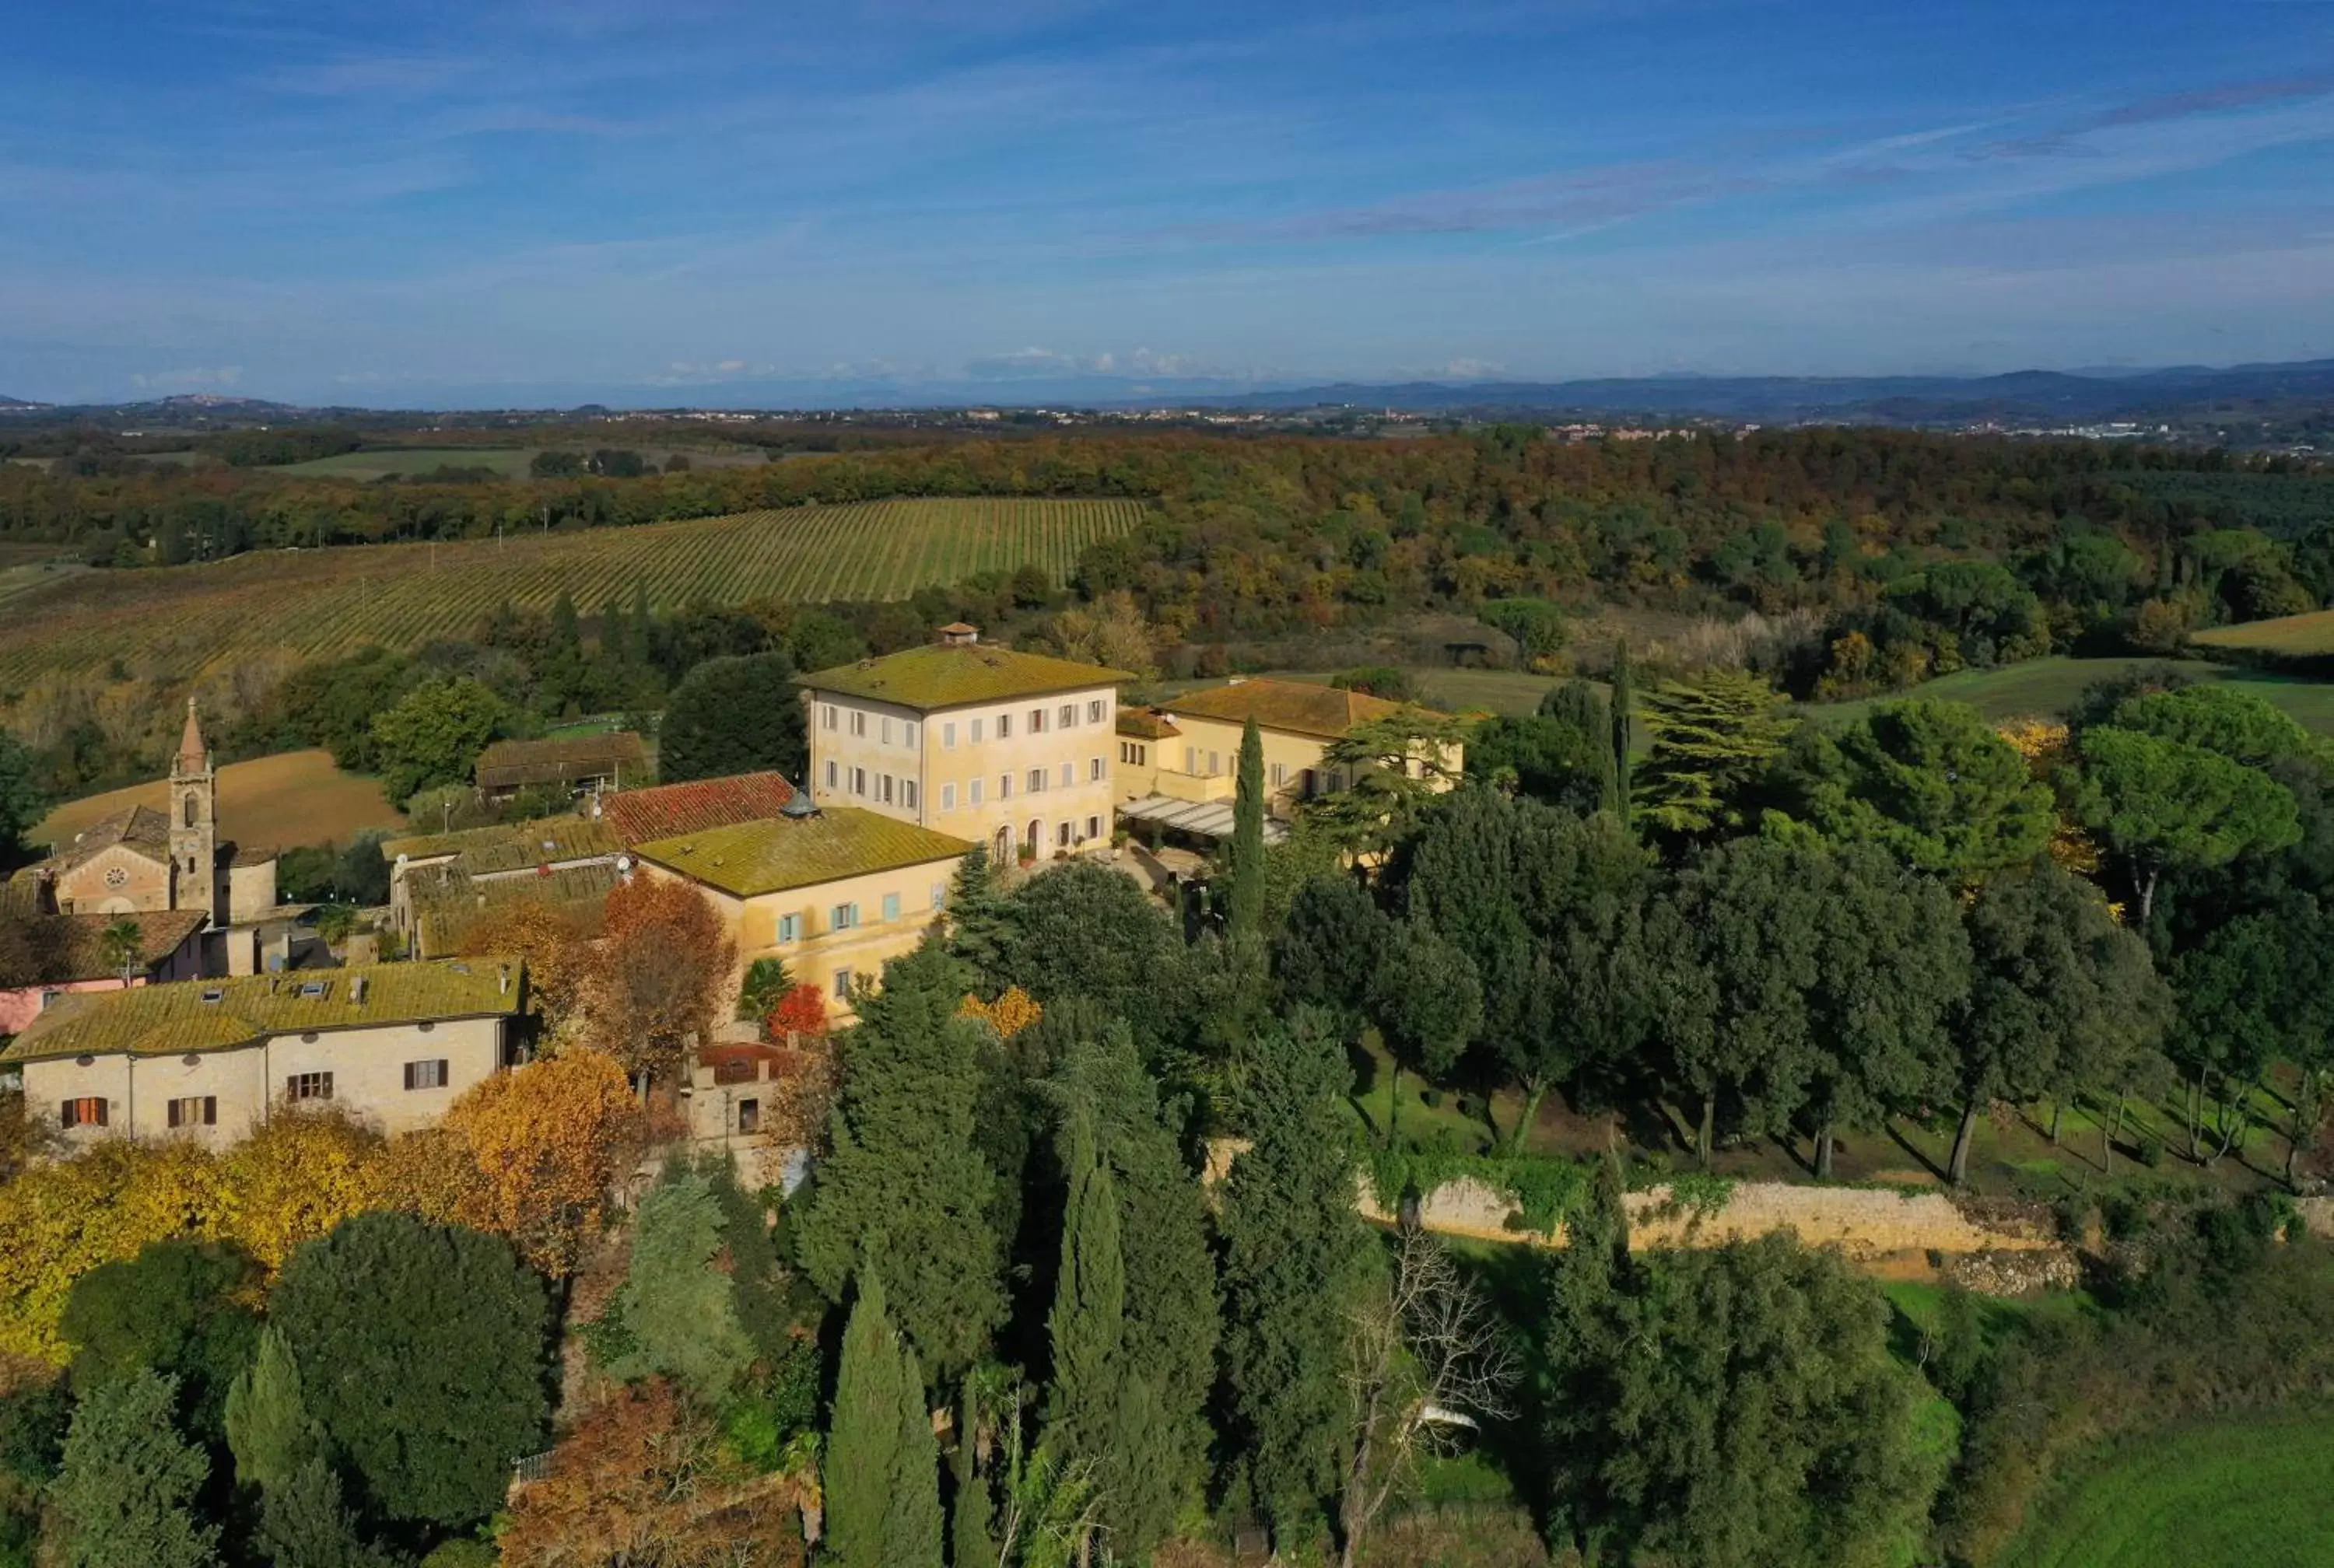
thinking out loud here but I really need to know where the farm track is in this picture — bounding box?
[0,498,1146,687]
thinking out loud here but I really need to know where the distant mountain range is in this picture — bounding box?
[5,358,2334,424]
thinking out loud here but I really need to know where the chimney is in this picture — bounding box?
[499,964,511,996]
[939,621,980,646]
[352,975,367,1004]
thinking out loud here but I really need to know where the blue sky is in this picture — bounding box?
[5,1,2334,405]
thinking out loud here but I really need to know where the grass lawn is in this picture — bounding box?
[2003,1411,2334,1567]
[33,748,404,853]
[2193,607,2334,658]
[1805,655,2334,736]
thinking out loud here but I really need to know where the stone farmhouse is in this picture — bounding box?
[1,957,526,1150]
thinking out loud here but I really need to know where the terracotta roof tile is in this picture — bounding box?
[600,773,797,846]
[0,910,209,987]
[475,733,648,791]
[381,816,621,873]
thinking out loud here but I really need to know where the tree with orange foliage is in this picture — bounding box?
[591,878,736,1089]
[440,1049,643,1279]
[762,983,829,1045]
[957,985,1043,1041]
[458,898,594,1038]
[499,1378,806,1568]
[216,1108,387,1271]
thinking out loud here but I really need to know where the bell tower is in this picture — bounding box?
[169,698,219,923]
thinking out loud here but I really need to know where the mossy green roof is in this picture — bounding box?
[411,862,619,955]
[798,642,1132,710]
[633,807,972,898]
[380,816,620,873]
[1155,678,1427,740]
[2,958,524,1063]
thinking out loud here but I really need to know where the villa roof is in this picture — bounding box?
[2,957,524,1063]
[409,861,618,954]
[798,642,1132,711]
[0,909,209,989]
[633,807,973,898]
[475,732,647,792]
[599,772,797,846]
[1155,678,1422,740]
[1116,709,1182,740]
[381,816,621,874]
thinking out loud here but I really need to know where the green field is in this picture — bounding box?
[1807,656,2334,736]
[2192,608,2334,658]
[2003,1412,2334,1567]
[0,497,1144,686]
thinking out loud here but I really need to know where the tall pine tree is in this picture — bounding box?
[1218,1012,1371,1540]
[1226,716,1267,938]
[224,1328,320,1495]
[826,1272,904,1568]
[52,1370,221,1568]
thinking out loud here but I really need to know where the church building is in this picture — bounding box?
[16,701,279,926]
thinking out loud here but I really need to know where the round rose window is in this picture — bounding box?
[104,866,128,889]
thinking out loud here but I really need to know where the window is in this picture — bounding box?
[61,1097,107,1129]
[166,1096,216,1129]
[931,880,948,909]
[905,722,920,748]
[1208,751,1221,775]
[832,902,860,930]
[832,968,854,1000]
[1059,761,1073,788]
[850,710,867,738]
[1029,707,1048,733]
[878,774,894,804]
[971,718,985,743]
[824,760,838,789]
[1057,821,1074,848]
[737,1098,760,1135]
[969,778,985,806]
[942,782,957,811]
[944,722,958,749]
[403,1059,449,1091]
[1089,756,1105,782]
[1120,740,1147,766]
[881,892,901,922]
[1088,699,1106,724]
[285,1072,334,1103]
[852,767,867,796]
[1184,745,1197,774]
[1059,703,1077,729]
[822,704,838,730]
[1027,768,1046,793]
[1086,814,1102,840]
[1270,762,1288,787]
[777,913,800,943]
[996,713,1012,740]
[881,716,894,744]
[904,780,920,810]
[38,989,61,1012]
[999,774,1014,800]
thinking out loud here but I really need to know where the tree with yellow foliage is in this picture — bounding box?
[458,898,594,1039]
[216,1109,387,1272]
[957,986,1043,1041]
[440,1049,643,1279]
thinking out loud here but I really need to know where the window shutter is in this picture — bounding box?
[203,1097,216,1125]
[168,1099,182,1129]
[403,1062,415,1091]
[95,1099,107,1128]
[437,1059,448,1087]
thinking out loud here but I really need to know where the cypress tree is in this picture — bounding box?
[224,1327,320,1495]
[52,1370,221,1568]
[826,1272,904,1568]
[1610,639,1635,824]
[943,845,1014,983]
[1227,716,1267,938]
[256,1456,389,1568]
[950,1384,994,1568]
[1044,1107,1126,1463]
[884,1353,945,1568]
[629,581,655,670]
[1218,1011,1372,1539]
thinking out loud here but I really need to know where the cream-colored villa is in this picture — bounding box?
[629,795,974,1021]
[1,958,527,1150]
[798,625,1131,864]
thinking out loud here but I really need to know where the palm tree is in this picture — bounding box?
[98,919,142,988]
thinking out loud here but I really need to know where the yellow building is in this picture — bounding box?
[1115,677,1463,840]
[799,624,1131,865]
[0,958,526,1150]
[629,797,972,1021]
